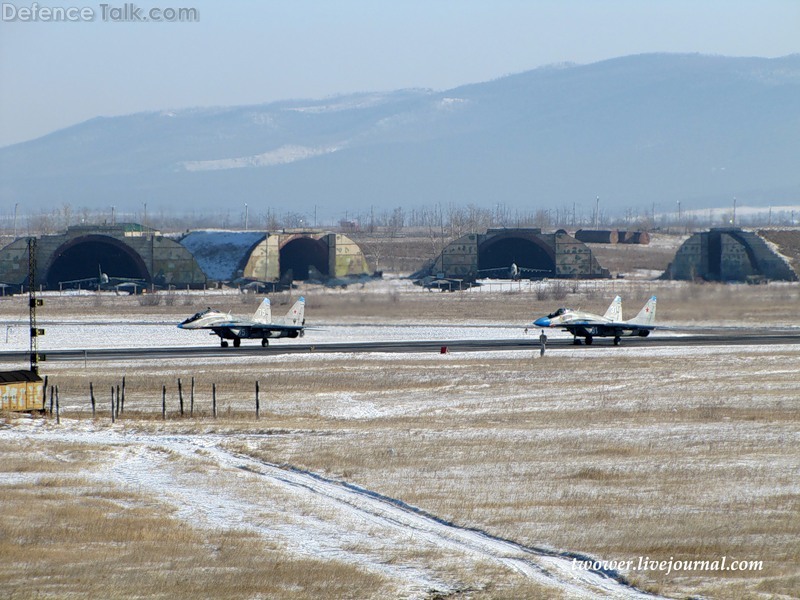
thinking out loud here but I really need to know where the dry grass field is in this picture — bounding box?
[1,272,799,598]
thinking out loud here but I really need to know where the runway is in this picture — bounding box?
[1,332,798,363]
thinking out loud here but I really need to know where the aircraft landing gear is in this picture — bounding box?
[585,336,593,345]
[233,338,241,348]
[613,336,621,346]
[572,337,582,345]
[220,340,229,348]
[261,338,269,347]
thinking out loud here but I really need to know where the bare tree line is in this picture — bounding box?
[1,200,798,240]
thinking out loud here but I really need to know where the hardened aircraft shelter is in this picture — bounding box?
[662,228,799,282]
[0,224,207,289]
[431,228,610,280]
[178,230,370,284]
[0,224,371,289]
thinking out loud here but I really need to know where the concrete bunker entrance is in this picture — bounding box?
[46,235,150,288]
[707,230,759,282]
[478,235,555,278]
[280,237,329,281]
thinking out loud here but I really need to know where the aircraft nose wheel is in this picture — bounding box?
[613,336,621,346]
[261,339,269,347]
[220,340,228,347]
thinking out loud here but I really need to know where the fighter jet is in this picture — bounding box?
[478,262,549,280]
[178,297,306,347]
[59,265,147,294]
[532,296,656,345]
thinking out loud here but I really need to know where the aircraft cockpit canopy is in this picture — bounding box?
[181,307,213,325]
[547,307,570,318]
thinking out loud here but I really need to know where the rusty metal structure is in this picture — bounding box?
[0,370,44,412]
[575,229,650,244]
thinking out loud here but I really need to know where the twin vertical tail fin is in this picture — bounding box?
[253,298,272,324]
[603,295,623,322]
[629,296,657,326]
[262,297,306,326]
[284,297,305,326]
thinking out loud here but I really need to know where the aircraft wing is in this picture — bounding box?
[59,277,98,286]
[248,322,304,332]
[210,319,303,332]
[558,321,656,338]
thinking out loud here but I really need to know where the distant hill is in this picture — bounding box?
[2,53,799,219]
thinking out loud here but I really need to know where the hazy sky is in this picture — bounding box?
[1,0,798,147]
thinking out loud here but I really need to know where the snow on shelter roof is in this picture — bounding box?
[179,230,266,281]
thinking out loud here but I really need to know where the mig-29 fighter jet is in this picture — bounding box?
[533,295,656,345]
[178,297,305,347]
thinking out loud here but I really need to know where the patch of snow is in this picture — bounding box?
[179,230,266,281]
[3,423,660,599]
[436,97,468,111]
[181,143,345,172]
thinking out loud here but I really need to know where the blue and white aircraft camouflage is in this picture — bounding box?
[178,297,305,347]
[533,296,657,345]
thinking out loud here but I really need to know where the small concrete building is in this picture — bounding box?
[662,228,798,282]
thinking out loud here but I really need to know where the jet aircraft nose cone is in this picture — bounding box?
[533,317,550,327]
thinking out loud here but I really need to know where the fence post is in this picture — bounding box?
[49,386,54,415]
[162,385,166,420]
[90,382,95,417]
[55,386,60,425]
[121,376,126,414]
[190,377,194,416]
[111,387,115,423]
[178,378,184,416]
[116,385,121,419]
[212,383,217,419]
[255,380,259,420]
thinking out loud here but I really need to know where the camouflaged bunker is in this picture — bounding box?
[662,228,799,282]
[0,225,371,290]
[178,230,370,285]
[430,228,610,281]
[0,224,207,290]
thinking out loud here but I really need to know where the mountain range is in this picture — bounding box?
[2,53,799,220]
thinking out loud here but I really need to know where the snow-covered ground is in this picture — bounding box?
[2,283,798,598]
[4,419,659,599]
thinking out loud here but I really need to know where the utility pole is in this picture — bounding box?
[594,196,599,229]
[732,197,737,227]
[27,238,44,374]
